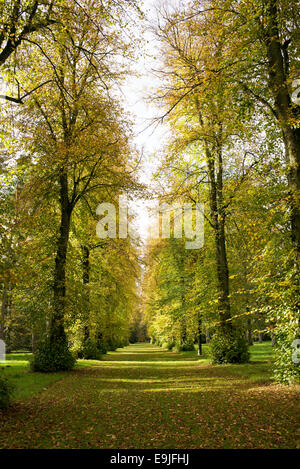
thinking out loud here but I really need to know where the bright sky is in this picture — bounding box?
[122,0,171,243]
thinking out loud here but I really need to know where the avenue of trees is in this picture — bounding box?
[0,0,299,385]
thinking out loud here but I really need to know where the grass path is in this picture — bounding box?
[0,343,299,449]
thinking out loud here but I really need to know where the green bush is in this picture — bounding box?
[106,344,116,352]
[120,339,129,348]
[74,347,83,359]
[162,341,175,351]
[81,338,102,360]
[273,325,300,384]
[0,370,14,409]
[210,330,249,364]
[30,339,75,372]
[105,338,126,351]
[96,340,107,354]
[174,341,195,352]
[181,341,195,352]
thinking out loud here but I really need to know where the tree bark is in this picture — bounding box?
[206,142,232,333]
[196,102,232,334]
[247,315,253,345]
[51,173,72,345]
[180,320,187,345]
[0,284,8,341]
[197,315,202,356]
[31,331,37,353]
[81,245,90,341]
[271,330,276,346]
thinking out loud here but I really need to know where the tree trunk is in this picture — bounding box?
[31,331,37,353]
[51,173,72,345]
[81,245,90,341]
[216,216,231,331]
[82,245,90,285]
[0,284,8,341]
[258,332,263,343]
[247,315,253,345]
[180,320,187,345]
[196,102,232,333]
[271,331,276,346]
[197,315,202,356]
[206,142,232,333]
[177,248,186,346]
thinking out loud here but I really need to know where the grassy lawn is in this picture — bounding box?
[1,352,99,400]
[1,352,65,400]
[0,342,299,449]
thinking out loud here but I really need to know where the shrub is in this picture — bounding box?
[30,339,75,372]
[162,341,175,351]
[180,341,195,352]
[81,338,102,360]
[273,324,300,384]
[105,338,126,351]
[73,345,83,359]
[114,340,125,349]
[167,342,175,351]
[0,370,14,409]
[174,341,195,352]
[96,340,107,355]
[210,329,249,364]
[106,344,116,352]
[119,339,129,348]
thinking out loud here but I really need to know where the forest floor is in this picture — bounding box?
[0,342,299,449]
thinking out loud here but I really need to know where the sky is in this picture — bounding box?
[122,0,171,243]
